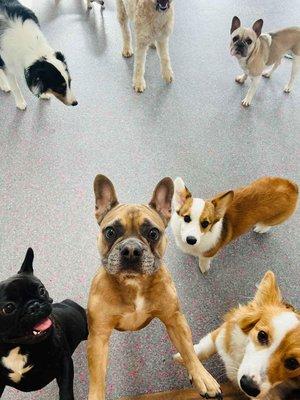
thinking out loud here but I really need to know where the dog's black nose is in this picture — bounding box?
[240,376,260,397]
[186,236,197,245]
[120,242,143,262]
[28,301,41,314]
[72,100,78,106]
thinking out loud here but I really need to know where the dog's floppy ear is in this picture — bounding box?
[94,174,119,224]
[18,248,34,274]
[212,191,234,220]
[149,177,174,225]
[173,177,192,211]
[252,19,263,37]
[254,270,282,306]
[231,16,241,34]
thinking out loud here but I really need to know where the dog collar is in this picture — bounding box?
[156,0,170,12]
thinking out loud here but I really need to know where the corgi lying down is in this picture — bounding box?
[174,271,300,399]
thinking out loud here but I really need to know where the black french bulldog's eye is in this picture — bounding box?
[246,38,252,45]
[39,287,46,296]
[233,35,239,42]
[2,303,16,315]
[148,228,160,241]
[105,227,116,240]
[257,330,268,344]
[201,220,209,229]
[183,215,191,223]
[284,358,300,371]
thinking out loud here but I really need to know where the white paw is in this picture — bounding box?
[173,352,183,363]
[0,83,11,93]
[40,93,51,100]
[235,75,246,84]
[199,259,211,274]
[16,100,27,110]
[122,48,133,58]
[242,97,251,107]
[262,72,271,78]
[133,78,146,93]
[284,85,292,93]
[254,224,271,234]
[162,69,174,84]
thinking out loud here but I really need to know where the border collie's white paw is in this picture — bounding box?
[0,82,11,93]
[254,224,271,234]
[40,93,51,100]
[16,100,27,110]
[133,78,146,93]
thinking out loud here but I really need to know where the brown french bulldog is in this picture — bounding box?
[87,175,222,400]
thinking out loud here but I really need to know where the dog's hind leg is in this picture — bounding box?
[156,38,174,84]
[263,59,281,78]
[0,70,10,93]
[116,0,133,58]
[6,72,27,110]
[284,55,300,93]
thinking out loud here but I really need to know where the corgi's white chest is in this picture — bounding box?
[2,347,33,383]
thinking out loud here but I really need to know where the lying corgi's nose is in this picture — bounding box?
[240,376,260,398]
[186,236,197,245]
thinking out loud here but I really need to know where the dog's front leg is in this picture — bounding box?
[87,330,111,400]
[242,75,261,107]
[0,70,10,93]
[133,41,148,93]
[6,71,27,110]
[162,311,221,398]
[156,38,173,84]
[199,256,211,274]
[56,355,74,400]
[116,0,133,58]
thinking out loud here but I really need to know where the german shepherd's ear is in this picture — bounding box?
[94,175,119,224]
[236,304,262,333]
[149,177,174,226]
[254,271,282,306]
[18,248,34,275]
[173,177,192,211]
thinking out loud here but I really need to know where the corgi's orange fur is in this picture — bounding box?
[174,271,300,399]
[171,177,298,273]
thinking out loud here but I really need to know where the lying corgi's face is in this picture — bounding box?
[237,272,300,399]
[172,177,233,246]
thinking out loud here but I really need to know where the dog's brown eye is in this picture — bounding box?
[246,38,252,45]
[257,330,268,344]
[284,358,300,371]
[105,227,116,240]
[148,228,160,241]
[39,287,46,296]
[233,35,239,42]
[2,303,16,314]
[201,220,209,229]
[184,215,191,223]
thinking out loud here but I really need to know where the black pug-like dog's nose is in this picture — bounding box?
[240,375,260,397]
[28,301,41,314]
[120,241,142,263]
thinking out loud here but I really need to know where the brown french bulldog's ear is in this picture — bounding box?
[94,174,119,224]
[149,177,174,225]
[231,16,241,34]
[252,19,263,37]
[212,190,234,220]
[254,271,282,306]
[18,248,34,275]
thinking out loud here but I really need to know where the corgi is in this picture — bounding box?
[174,271,300,399]
[171,177,298,274]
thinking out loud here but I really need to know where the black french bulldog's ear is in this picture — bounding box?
[18,248,34,274]
[94,174,119,224]
[252,19,263,37]
[149,177,174,226]
[231,16,241,34]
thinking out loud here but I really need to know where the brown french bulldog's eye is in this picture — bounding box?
[184,215,191,223]
[257,330,268,345]
[246,38,252,45]
[105,227,116,240]
[148,228,160,241]
[2,303,16,314]
[201,220,209,229]
[284,358,300,371]
[233,35,239,42]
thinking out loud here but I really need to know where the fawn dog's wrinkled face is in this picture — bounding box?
[94,175,174,276]
[230,16,264,59]
[236,272,300,399]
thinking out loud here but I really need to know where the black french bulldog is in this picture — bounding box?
[0,248,88,399]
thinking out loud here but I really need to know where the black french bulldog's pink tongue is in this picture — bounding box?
[33,318,52,332]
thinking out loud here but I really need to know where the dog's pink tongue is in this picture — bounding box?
[33,318,52,332]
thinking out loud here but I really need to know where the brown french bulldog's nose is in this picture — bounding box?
[28,301,40,314]
[120,242,142,263]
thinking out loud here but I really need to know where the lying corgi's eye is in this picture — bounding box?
[104,227,116,240]
[201,220,209,229]
[245,38,252,45]
[233,35,239,42]
[2,303,16,315]
[257,330,268,344]
[284,358,300,371]
[184,215,191,223]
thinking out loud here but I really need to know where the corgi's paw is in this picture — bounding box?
[133,78,146,93]
[199,258,211,274]
[254,224,271,234]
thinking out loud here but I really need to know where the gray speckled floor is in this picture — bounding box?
[0,0,299,399]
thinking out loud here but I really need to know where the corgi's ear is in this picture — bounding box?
[236,304,261,333]
[254,271,282,306]
[173,178,192,211]
[212,191,234,220]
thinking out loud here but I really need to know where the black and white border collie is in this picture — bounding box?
[0,0,77,110]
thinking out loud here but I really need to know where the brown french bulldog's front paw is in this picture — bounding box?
[133,78,146,93]
[190,369,222,399]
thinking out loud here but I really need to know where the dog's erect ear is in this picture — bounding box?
[149,177,174,225]
[252,19,263,37]
[254,271,282,306]
[231,16,241,34]
[18,248,34,275]
[212,191,234,220]
[94,175,119,224]
[173,177,192,211]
